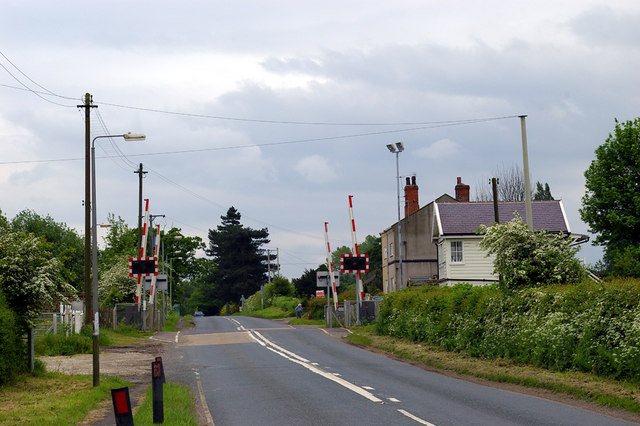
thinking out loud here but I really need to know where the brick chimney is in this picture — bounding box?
[455,177,470,202]
[404,175,419,217]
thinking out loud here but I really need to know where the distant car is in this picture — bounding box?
[194,311,204,317]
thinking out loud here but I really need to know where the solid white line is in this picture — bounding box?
[397,409,436,426]
[252,330,311,363]
[248,330,382,403]
[195,369,215,426]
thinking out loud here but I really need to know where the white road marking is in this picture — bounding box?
[362,386,375,390]
[175,330,180,343]
[398,409,436,425]
[252,330,310,363]
[194,369,215,426]
[247,329,382,403]
[388,397,400,403]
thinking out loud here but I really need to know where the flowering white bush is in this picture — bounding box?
[98,256,138,307]
[0,230,75,326]
[478,213,585,289]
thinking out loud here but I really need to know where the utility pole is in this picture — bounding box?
[134,163,147,248]
[78,93,97,325]
[492,178,500,224]
[519,115,534,230]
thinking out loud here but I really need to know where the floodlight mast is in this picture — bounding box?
[387,142,404,291]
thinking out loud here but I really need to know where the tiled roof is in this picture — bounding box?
[436,201,569,235]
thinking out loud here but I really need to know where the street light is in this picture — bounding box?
[91,132,145,386]
[386,142,404,291]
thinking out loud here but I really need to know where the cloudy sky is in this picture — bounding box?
[1,1,639,279]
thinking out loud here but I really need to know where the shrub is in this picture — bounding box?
[376,280,640,382]
[478,213,585,289]
[0,294,26,386]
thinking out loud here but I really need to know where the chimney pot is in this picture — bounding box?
[455,177,470,202]
[404,176,419,217]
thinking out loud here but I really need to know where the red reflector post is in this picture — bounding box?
[111,387,134,425]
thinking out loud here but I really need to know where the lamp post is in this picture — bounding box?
[91,132,145,387]
[386,142,404,290]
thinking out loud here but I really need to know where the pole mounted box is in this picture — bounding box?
[316,271,340,287]
[129,257,158,277]
[340,254,369,273]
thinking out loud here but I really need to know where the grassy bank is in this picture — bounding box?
[376,280,640,383]
[134,382,197,425]
[0,372,130,424]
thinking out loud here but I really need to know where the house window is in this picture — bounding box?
[389,242,394,257]
[383,246,388,259]
[450,241,463,263]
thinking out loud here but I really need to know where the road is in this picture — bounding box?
[169,316,635,426]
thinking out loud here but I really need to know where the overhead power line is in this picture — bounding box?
[0,115,516,166]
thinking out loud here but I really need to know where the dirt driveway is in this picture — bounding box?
[41,334,173,384]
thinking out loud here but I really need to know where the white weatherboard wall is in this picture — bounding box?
[438,237,497,285]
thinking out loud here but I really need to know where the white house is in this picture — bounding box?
[432,200,577,286]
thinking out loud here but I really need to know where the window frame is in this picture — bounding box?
[450,240,464,264]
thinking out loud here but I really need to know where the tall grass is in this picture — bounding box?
[35,325,113,356]
[133,383,197,425]
[376,279,640,382]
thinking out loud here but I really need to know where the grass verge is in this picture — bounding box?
[288,318,325,326]
[0,372,130,425]
[133,382,197,425]
[347,329,640,415]
[236,306,292,319]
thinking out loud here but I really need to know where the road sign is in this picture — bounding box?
[340,254,369,273]
[145,274,168,291]
[316,271,340,287]
[316,290,325,298]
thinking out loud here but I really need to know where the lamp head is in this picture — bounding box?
[123,132,146,141]
[395,142,404,152]
[386,144,396,153]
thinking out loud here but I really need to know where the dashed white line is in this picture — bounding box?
[388,397,400,403]
[398,409,436,425]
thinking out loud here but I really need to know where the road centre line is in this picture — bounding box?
[247,329,382,403]
[229,318,435,424]
[252,330,310,363]
[398,409,436,426]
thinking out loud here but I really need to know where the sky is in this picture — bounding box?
[1,1,639,279]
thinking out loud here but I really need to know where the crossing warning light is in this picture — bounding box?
[340,253,369,273]
[128,257,158,277]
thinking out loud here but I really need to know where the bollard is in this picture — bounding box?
[152,360,164,423]
[111,387,134,425]
[155,356,166,384]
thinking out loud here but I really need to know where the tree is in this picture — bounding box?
[206,207,269,305]
[271,274,293,297]
[10,210,84,292]
[99,257,137,307]
[533,182,554,200]
[478,214,585,290]
[358,235,382,293]
[293,267,320,299]
[475,164,553,202]
[100,214,139,271]
[0,229,75,327]
[580,118,640,273]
